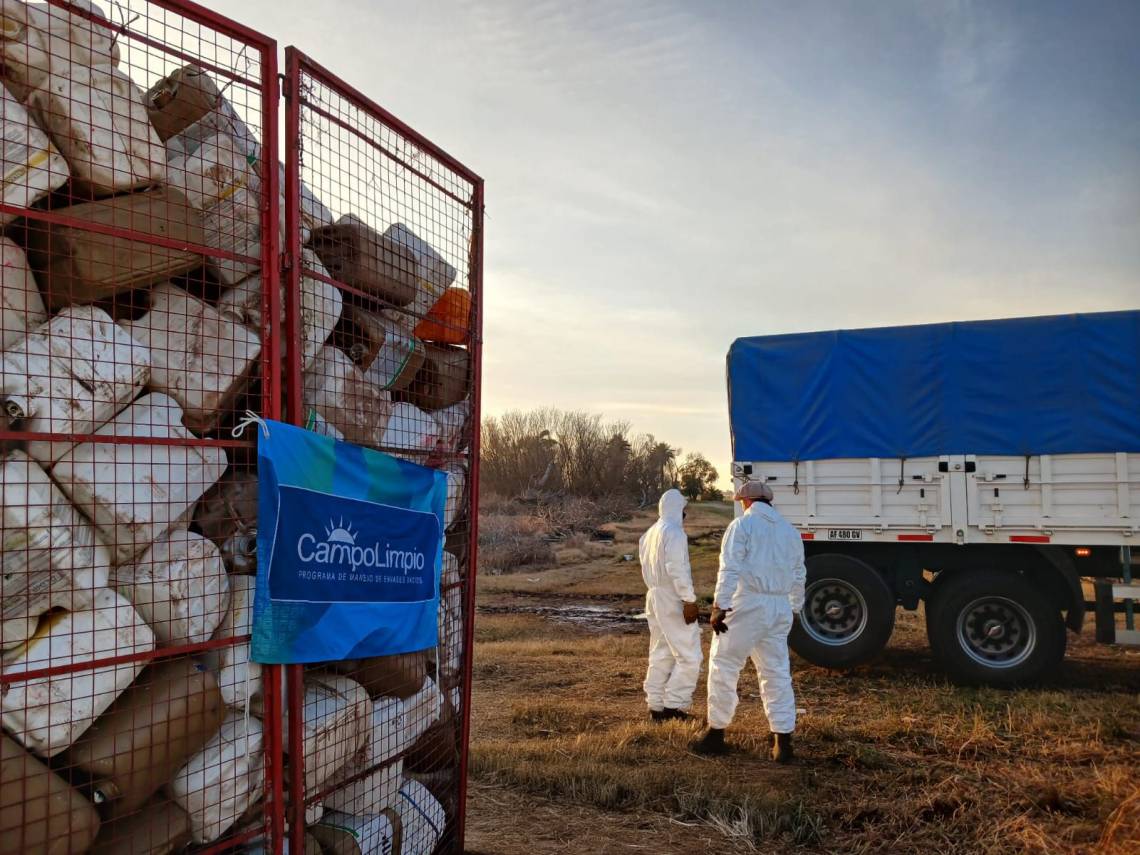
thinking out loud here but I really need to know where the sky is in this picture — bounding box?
[211,0,1140,480]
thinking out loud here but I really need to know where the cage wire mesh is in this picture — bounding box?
[0,1,480,853]
[284,49,481,855]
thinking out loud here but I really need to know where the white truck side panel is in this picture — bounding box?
[967,453,1139,545]
[737,457,956,543]
[736,452,1139,547]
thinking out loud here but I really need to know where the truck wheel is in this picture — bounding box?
[928,570,1065,686]
[789,554,896,668]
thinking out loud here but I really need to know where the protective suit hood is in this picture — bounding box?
[658,489,687,525]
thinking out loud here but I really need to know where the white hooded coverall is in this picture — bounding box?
[706,500,806,733]
[640,489,701,712]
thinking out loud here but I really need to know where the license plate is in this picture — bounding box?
[828,529,863,541]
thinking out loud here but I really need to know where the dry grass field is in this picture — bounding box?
[464,503,1140,854]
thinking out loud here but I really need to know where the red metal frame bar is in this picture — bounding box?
[259,39,286,855]
[283,47,308,855]
[457,179,485,852]
[0,203,263,266]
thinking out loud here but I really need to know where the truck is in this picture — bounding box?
[726,311,1139,684]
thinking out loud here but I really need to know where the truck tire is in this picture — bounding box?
[927,570,1065,686]
[789,554,896,669]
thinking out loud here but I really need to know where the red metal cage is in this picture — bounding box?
[0,2,481,853]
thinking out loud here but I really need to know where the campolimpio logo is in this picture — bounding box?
[296,517,427,573]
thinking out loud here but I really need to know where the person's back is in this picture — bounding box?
[694,481,805,760]
[639,489,701,722]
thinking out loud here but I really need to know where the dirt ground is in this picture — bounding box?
[463,503,1140,854]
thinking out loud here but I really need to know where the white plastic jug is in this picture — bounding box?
[304,407,343,441]
[394,779,447,855]
[28,63,166,195]
[167,710,265,844]
[384,223,457,328]
[432,400,469,453]
[50,393,228,564]
[1,449,110,650]
[0,0,119,99]
[203,573,260,708]
[438,552,463,681]
[167,132,261,285]
[0,83,68,225]
[112,528,230,647]
[218,249,342,370]
[303,346,391,447]
[0,237,44,349]
[381,401,439,459]
[443,462,466,530]
[124,283,261,434]
[293,674,372,795]
[324,695,404,817]
[402,677,442,748]
[1,587,155,757]
[312,810,400,855]
[0,305,151,465]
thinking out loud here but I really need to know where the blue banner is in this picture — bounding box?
[251,419,446,664]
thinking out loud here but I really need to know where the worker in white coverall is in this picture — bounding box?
[640,489,701,722]
[693,480,805,761]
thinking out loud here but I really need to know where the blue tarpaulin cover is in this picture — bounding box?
[728,311,1140,462]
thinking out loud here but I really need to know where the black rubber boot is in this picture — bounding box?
[650,709,668,723]
[692,727,729,756]
[771,732,794,764]
[662,708,690,722]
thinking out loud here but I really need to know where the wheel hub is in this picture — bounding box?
[956,596,1036,669]
[802,579,869,647]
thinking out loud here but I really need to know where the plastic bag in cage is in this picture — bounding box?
[1,587,154,757]
[167,710,265,844]
[1,449,110,650]
[28,63,166,195]
[124,283,261,434]
[0,84,67,224]
[111,528,230,647]
[0,305,151,464]
[23,186,207,308]
[51,393,228,565]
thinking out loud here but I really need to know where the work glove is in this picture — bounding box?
[682,601,699,625]
[710,606,730,634]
